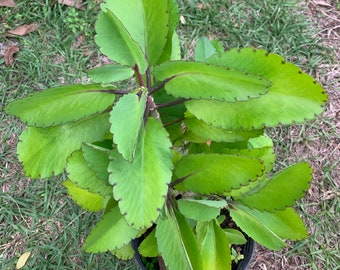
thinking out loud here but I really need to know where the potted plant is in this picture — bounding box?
[5,0,327,269]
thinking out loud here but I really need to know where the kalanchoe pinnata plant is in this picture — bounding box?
[6,0,327,269]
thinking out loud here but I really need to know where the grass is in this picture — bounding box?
[1,0,338,269]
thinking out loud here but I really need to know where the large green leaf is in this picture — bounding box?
[62,180,105,212]
[108,118,173,229]
[196,220,231,270]
[102,0,145,53]
[174,154,265,194]
[143,0,169,65]
[66,150,112,196]
[110,92,147,162]
[238,162,312,211]
[17,113,110,178]
[83,206,139,253]
[217,144,276,197]
[101,0,170,67]
[184,112,263,143]
[186,48,327,130]
[82,143,110,181]
[229,204,286,251]
[88,64,134,84]
[95,9,147,72]
[154,61,271,102]
[230,204,308,250]
[178,199,227,222]
[156,209,202,270]
[5,84,115,127]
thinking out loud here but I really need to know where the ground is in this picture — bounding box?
[0,0,339,269]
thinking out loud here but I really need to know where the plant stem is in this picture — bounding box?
[168,175,192,188]
[85,89,130,95]
[149,77,174,94]
[163,117,185,127]
[155,98,188,109]
[134,64,145,87]
[146,67,152,93]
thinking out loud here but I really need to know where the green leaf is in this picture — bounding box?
[186,48,327,130]
[83,206,139,253]
[66,150,112,196]
[102,0,145,53]
[217,145,276,197]
[184,112,263,143]
[157,0,180,64]
[62,180,105,212]
[156,209,202,270]
[169,31,181,61]
[88,64,134,83]
[178,199,227,222]
[138,229,159,257]
[95,9,147,72]
[101,0,171,66]
[17,113,110,178]
[230,204,307,250]
[111,242,135,260]
[108,118,173,229]
[153,89,186,124]
[174,154,265,194]
[194,37,217,62]
[224,229,247,245]
[154,61,271,102]
[110,92,147,162]
[229,204,286,250]
[249,207,308,241]
[143,0,169,65]
[238,163,312,211]
[82,143,110,181]
[196,220,231,270]
[5,84,115,127]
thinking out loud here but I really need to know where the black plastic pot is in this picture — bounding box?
[131,236,255,270]
[234,236,255,270]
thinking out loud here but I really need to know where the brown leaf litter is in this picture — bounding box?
[0,0,16,7]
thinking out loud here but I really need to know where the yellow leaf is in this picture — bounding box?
[16,251,31,269]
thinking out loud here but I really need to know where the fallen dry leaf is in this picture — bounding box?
[313,0,332,7]
[4,45,19,65]
[16,251,31,269]
[58,0,84,10]
[6,23,38,36]
[0,0,16,7]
